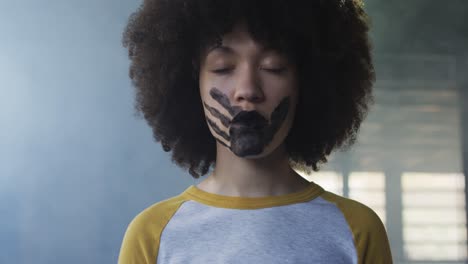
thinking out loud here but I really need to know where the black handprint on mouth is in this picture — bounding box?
[203,87,291,157]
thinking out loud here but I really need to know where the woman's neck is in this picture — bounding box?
[196,143,311,197]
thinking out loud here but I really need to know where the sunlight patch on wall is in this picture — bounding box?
[402,172,467,261]
[298,170,343,196]
[349,172,386,225]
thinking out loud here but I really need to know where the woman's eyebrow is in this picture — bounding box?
[204,44,287,60]
[261,46,287,57]
[208,45,234,54]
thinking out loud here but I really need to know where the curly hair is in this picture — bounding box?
[122,0,375,178]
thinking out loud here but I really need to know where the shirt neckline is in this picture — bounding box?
[181,181,324,209]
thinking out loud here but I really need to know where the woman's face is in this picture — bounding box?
[199,24,298,158]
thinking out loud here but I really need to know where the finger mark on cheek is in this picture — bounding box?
[203,102,231,127]
[269,96,291,130]
[210,87,242,116]
[205,116,230,142]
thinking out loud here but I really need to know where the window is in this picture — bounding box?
[298,171,343,195]
[402,172,467,261]
[349,172,386,225]
[298,171,387,225]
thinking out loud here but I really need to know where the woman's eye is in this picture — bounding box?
[263,67,286,74]
[211,68,232,74]
[211,67,286,75]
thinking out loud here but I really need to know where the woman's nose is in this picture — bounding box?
[233,66,265,104]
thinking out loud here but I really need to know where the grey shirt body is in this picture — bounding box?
[158,197,357,264]
[118,182,393,264]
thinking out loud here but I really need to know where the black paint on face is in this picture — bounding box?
[203,87,290,157]
[203,102,231,127]
[205,116,230,142]
[209,88,243,116]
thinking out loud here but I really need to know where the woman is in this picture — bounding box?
[119,0,393,263]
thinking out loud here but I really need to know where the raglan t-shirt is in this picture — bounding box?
[118,181,393,264]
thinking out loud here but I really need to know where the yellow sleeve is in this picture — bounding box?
[118,195,187,264]
[321,191,393,264]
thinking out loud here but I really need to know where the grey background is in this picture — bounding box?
[0,1,195,263]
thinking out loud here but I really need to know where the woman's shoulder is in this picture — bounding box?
[128,193,188,232]
[319,190,393,263]
[118,193,189,263]
[319,190,382,226]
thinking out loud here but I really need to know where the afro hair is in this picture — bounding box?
[122,0,375,178]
